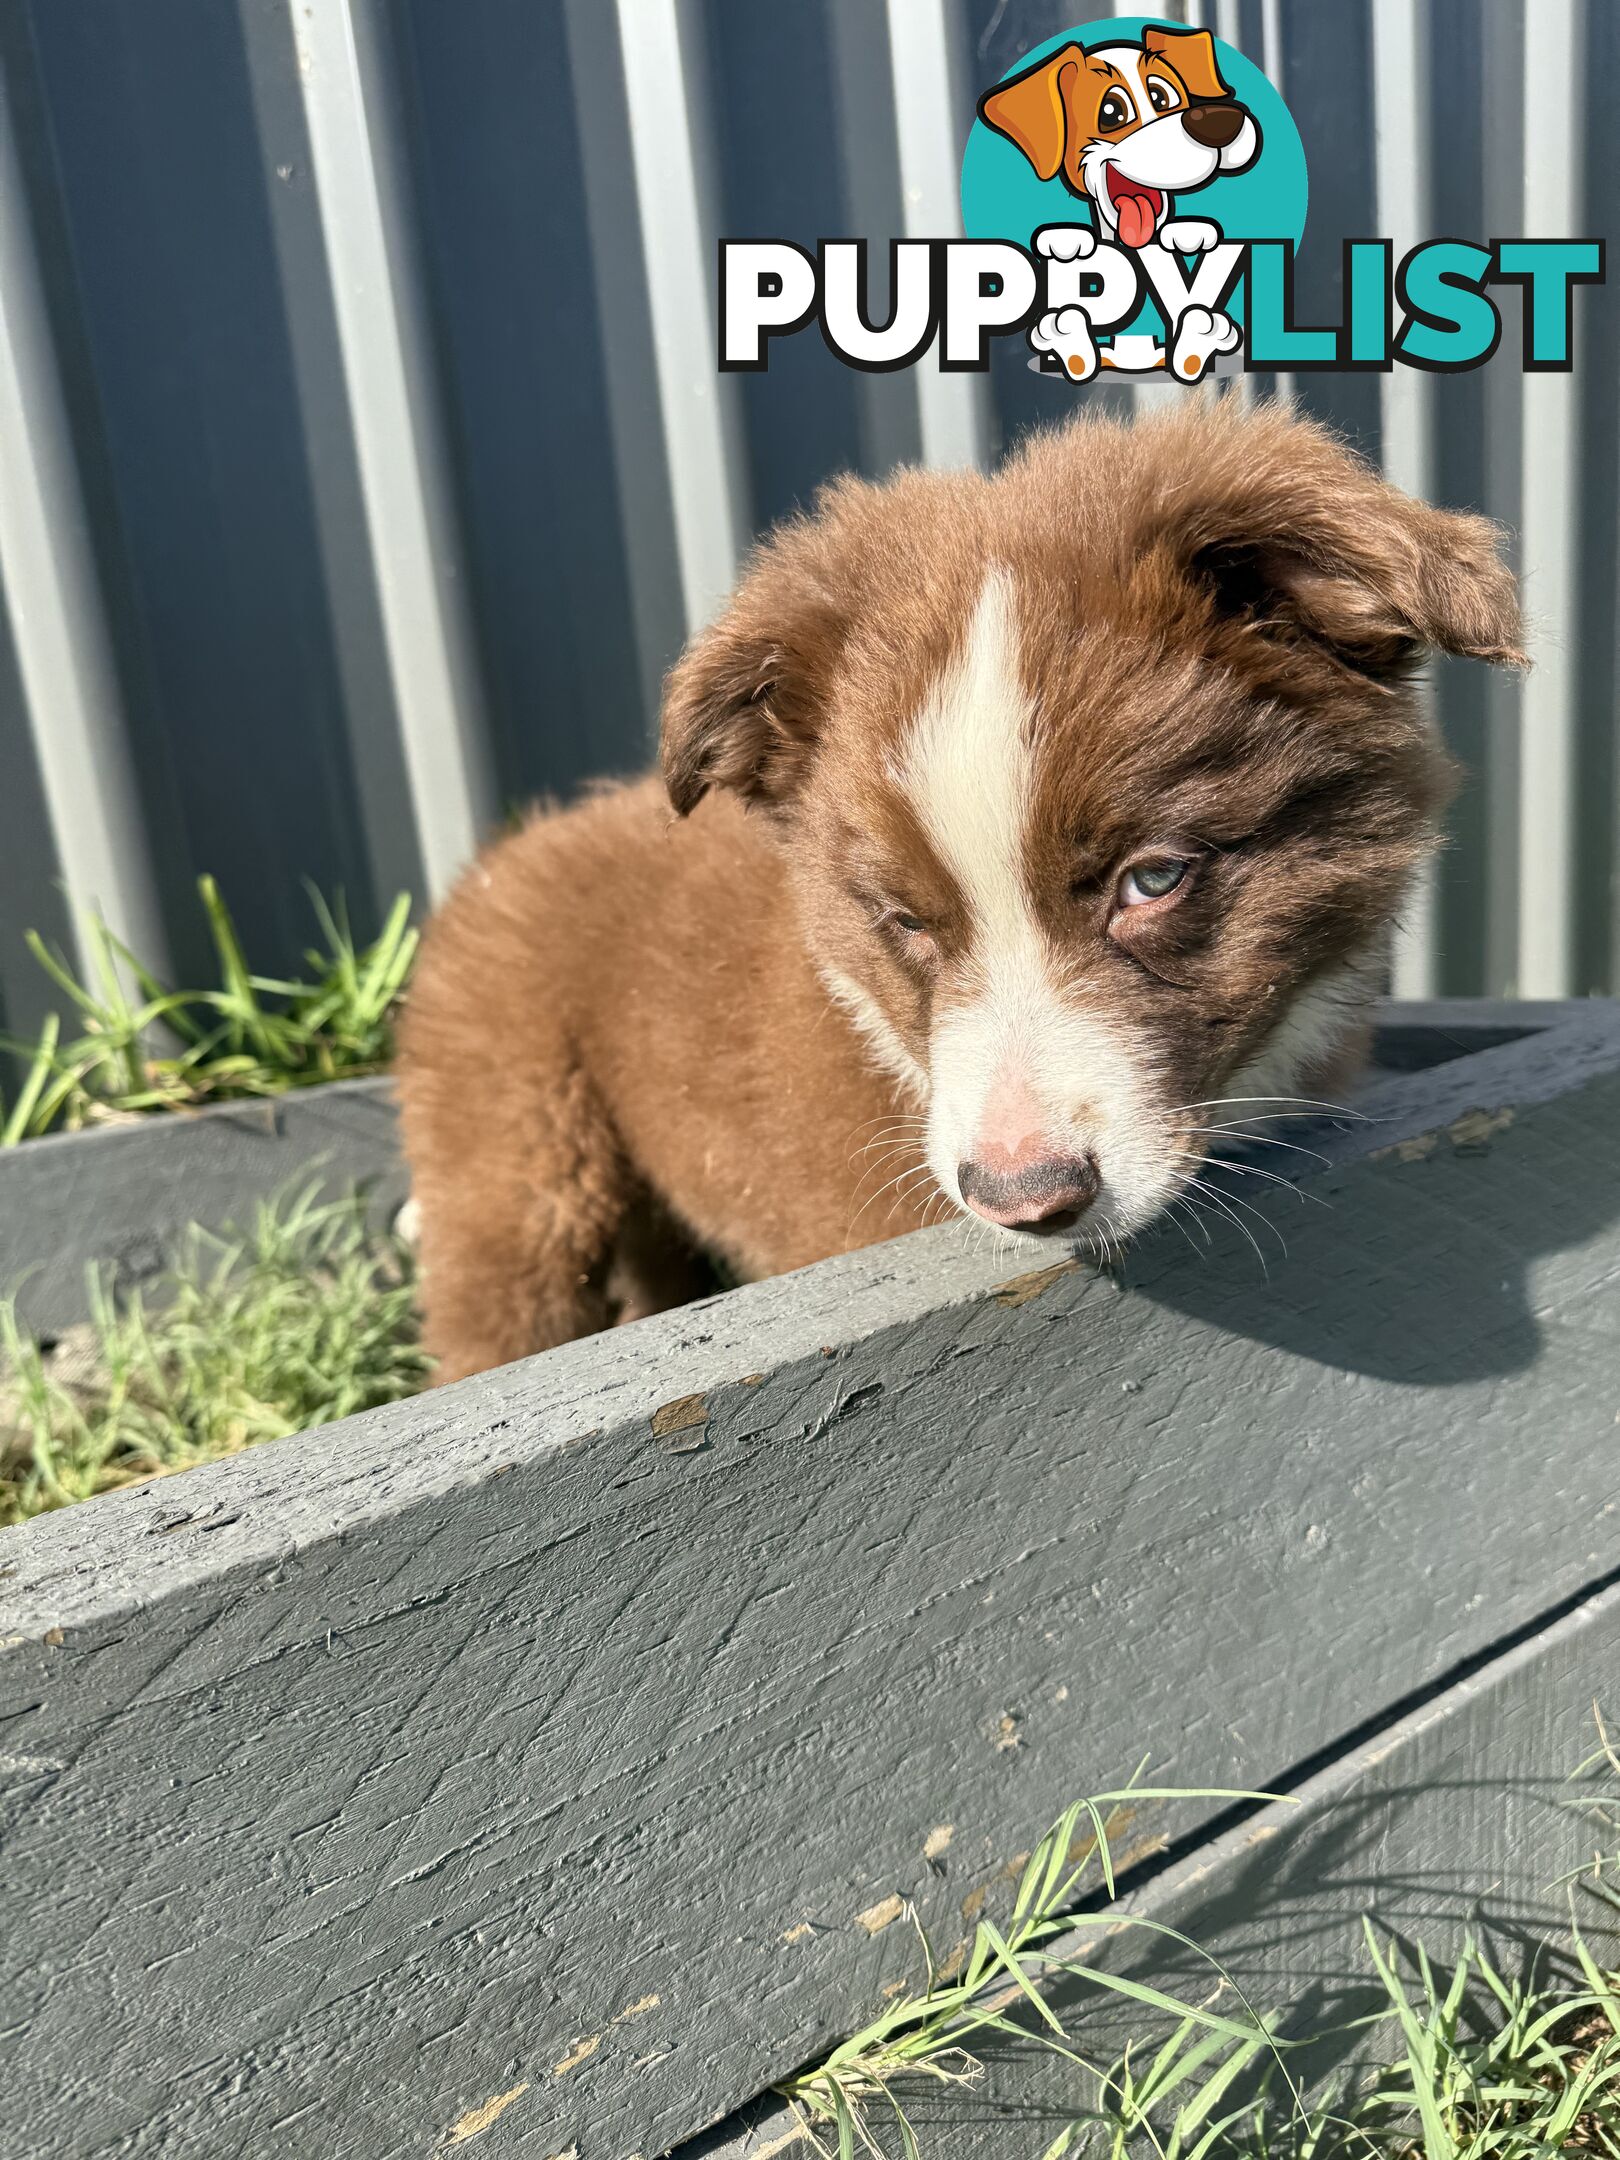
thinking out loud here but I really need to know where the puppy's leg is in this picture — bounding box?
[405,1054,634,1384]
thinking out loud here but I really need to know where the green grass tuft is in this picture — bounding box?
[1085,1921,1620,2158]
[779,1729,1620,2159]
[778,1772,1290,2156]
[0,1183,428,1524]
[0,876,416,1143]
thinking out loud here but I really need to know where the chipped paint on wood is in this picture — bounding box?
[1373,1102,1517,1163]
[1447,1104,1514,1150]
[1372,1129,1441,1163]
[1113,1831,1170,1872]
[651,1393,707,1438]
[992,1257,1080,1308]
[552,2034,600,2078]
[445,2083,528,2144]
[854,1893,903,1936]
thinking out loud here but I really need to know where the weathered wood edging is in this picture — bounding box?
[0,1075,404,1335]
[2,1000,1618,2157]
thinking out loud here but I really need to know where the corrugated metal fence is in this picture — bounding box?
[0,0,1615,1059]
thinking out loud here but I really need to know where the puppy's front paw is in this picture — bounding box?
[1030,304,1100,381]
[1158,218,1222,254]
[1168,304,1241,382]
[1034,223,1098,262]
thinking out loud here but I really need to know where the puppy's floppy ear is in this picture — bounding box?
[1137,407,1525,686]
[1142,25,1232,103]
[977,45,1080,182]
[660,519,847,817]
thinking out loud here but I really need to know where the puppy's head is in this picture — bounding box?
[978,28,1259,246]
[662,405,1521,1253]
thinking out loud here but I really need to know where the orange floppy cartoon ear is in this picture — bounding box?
[1143,24,1233,102]
[977,45,1080,181]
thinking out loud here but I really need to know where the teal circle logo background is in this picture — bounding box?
[961,15,1307,340]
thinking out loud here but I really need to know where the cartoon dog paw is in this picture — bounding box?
[1034,224,1098,263]
[1030,305,1100,381]
[1169,303,1241,382]
[1158,218,1223,255]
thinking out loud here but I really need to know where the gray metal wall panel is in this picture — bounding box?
[1279,0,1382,460]
[701,0,870,526]
[0,605,74,1069]
[1576,0,1620,996]
[0,4,196,976]
[21,0,384,967]
[1426,0,1495,995]
[393,0,662,802]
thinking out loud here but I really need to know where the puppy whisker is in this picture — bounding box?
[1162,1198,1211,1260]
[1163,1094,1366,1122]
[849,1141,927,1187]
[1184,1126,1333,1165]
[846,1163,927,1232]
[1182,1177,1278,1275]
[1207,1158,1331,1208]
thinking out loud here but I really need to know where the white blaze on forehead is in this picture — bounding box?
[898,567,1034,955]
[894,568,1175,1240]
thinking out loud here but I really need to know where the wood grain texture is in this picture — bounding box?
[700,1577,1620,2157]
[1,1005,1618,2158]
[0,1075,405,1336]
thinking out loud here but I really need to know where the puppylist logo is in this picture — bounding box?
[720,14,1602,384]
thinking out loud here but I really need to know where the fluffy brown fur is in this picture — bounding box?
[398,402,1521,1382]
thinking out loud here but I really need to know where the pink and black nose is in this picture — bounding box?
[957,1150,1100,1230]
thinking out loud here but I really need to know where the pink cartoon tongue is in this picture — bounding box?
[1115,185,1158,249]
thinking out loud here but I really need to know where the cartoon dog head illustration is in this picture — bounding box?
[978,26,1260,249]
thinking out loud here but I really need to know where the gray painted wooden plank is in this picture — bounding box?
[700,1575,1620,2156]
[0,1000,1597,1337]
[0,1077,405,1337]
[1,1011,1619,2157]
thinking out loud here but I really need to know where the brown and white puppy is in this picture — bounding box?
[398,403,1521,1383]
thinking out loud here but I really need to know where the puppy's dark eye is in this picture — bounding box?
[1118,857,1191,907]
[889,911,929,937]
[1098,91,1132,130]
[1146,78,1176,114]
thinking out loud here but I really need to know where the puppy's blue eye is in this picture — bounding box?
[889,911,930,937]
[1120,858,1190,906]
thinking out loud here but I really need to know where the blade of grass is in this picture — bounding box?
[1,1013,59,1145]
